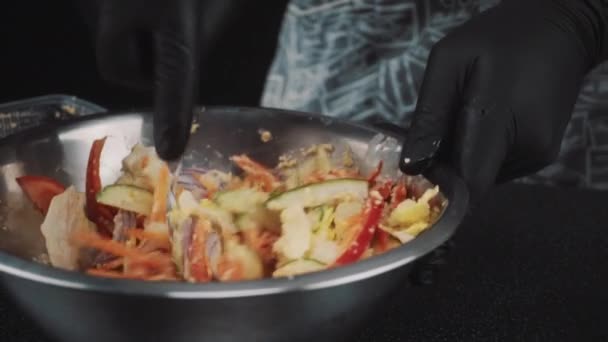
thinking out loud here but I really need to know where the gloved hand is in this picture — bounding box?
[400,0,608,203]
[96,0,201,160]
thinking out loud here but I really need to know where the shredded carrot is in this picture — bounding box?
[345,213,365,226]
[87,268,134,279]
[174,184,185,199]
[303,171,328,184]
[225,177,244,190]
[126,229,171,250]
[243,229,278,265]
[96,257,124,270]
[128,253,174,270]
[329,168,362,179]
[72,231,146,259]
[301,168,362,185]
[140,155,150,169]
[240,176,255,190]
[74,231,173,276]
[244,174,275,191]
[149,165,170,223]
[194,173,219,194]
[88,267,177,281]
[217,256,245,282]
[144,273,181,281]
[187,219,213,282]
[231,155,279,191]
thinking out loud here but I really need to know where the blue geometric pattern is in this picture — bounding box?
[263,0,481,123]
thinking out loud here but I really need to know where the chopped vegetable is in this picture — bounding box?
[387,186,439,227]
[391,181,407,208]
[235,207,280,233]
[367,161,383,183]
[374,229,390,252]
[16,175,66,215]
[308,235,339,265]
[266,179,368,210]
[217,239,264,281]
[378,226,415,244]
[199,200,238,233]
[85,138,115,236]
[97,185,153,216]
[215,188,269,214]
[333,194,384,267]
[273,258,326,278]
[315,206,335,239]
[334,201,364,228]
[22,139,445,282]
[41,187,96,270]
[185,218,213,283]
[273,205,312,261]
[231,155,279,192]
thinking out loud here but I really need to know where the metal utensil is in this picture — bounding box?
[0,106,468,342]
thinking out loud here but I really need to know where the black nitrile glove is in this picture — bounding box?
[400,0,608,203]
[96,0,201,160]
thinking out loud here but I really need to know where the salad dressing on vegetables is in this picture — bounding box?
[16,139,445,282]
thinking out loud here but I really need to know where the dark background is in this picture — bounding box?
[2,2,608,342]
[0,0,289,109]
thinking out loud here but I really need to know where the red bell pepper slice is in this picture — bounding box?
[372,180,396,253]
[376,180,393,200]
[333,196,384,267]
[16,175,66,215]
[391,181,407,208]
[85,138,115,236]
[374,228,390,253]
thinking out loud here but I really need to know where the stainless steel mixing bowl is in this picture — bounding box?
[0,107,468,342]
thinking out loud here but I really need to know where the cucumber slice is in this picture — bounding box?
[96,184,153,216]
[272,258,326,278]
[307,206,324,231]
[316,206,335,238]
[214,188,269,214]
[235,207,280,232]
[198,200,238,233]
[308,236,339,264]
[266,179,368,210]
[307,205,334,233]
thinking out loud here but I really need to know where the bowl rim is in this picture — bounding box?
[0,106,469,298]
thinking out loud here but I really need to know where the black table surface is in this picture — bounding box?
[1,183,607,342]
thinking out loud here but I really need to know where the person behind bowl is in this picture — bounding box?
[93,0,608,203]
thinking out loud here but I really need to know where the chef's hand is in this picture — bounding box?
[400,0,608,203]
[96,0,201,160]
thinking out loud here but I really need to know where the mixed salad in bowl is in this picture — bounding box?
[15,137,445,282]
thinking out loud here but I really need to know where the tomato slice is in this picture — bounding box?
[16,175,66,215]
[85,138,115,236]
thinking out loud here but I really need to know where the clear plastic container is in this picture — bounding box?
[0,94,107,138]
